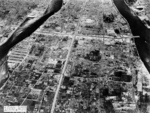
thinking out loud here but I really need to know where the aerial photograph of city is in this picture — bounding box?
[0,0,150,113]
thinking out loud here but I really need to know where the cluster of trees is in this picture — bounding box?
[0,0,38,24]
[125,0,137,6]
[84,50,101,62]
[103,13,116,23]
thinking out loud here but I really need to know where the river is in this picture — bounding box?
[112,0,150,74]
[112,0,150,112]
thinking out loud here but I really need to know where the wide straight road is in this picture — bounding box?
[112,0,150,74]
[50,0,90,112]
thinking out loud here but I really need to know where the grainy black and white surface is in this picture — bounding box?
[0,0,150,113]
